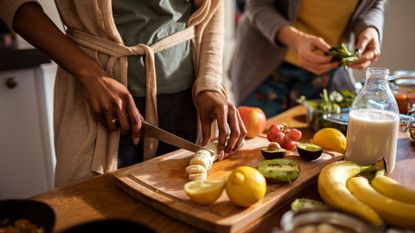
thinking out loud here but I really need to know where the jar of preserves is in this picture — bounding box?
[389,71,415,114]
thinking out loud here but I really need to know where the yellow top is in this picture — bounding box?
[284,0,358,66]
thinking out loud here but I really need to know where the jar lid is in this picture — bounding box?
[280,210,381,233]
[389,71,415,88]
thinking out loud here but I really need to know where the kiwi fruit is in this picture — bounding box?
[297,143,323,161]
[258,159,300,182]
[261,142,286,159]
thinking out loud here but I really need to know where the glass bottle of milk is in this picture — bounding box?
[345,67,399,172]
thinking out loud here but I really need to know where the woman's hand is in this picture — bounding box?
[196,91,247,160]
[350,27,380,69]
[277,26,338,75]
[80,71,142,145]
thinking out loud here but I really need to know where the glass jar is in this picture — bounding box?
[389,71,415,114]
[345,67,399,172]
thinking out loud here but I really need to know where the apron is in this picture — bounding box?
[67,25,195,160]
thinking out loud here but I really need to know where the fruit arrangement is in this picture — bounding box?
[266,123,302,151]
[318,160,415,229]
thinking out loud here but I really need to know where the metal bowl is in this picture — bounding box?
[0,199,55,233]
[303,101,348,134]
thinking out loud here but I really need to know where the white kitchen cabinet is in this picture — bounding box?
[0,67,54,199]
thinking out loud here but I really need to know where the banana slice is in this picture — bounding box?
[188,172,207,181]
[186,165,206,175]
[190,150,212,169]
[186,139,246,181]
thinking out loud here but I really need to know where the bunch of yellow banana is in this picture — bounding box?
[318,160,415,229]
[347,171,415,229]
[318,161,384,225]
[371,170,415,205]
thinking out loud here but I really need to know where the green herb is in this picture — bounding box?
[324,43,361,67]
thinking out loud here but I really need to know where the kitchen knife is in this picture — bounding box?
[140,120,204,153]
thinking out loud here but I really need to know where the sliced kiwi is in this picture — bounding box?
[297,142,323,161]
[258,159,300,182]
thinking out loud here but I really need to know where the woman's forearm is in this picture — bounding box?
[12,2,105,83]
[276,25,303,49]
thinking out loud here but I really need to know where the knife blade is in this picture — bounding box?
[140,120,204,153]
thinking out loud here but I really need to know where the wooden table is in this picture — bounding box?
[32,106,415,233]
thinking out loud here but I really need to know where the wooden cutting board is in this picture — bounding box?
[114,136,342,233]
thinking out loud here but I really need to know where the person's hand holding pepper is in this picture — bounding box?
[276,25,339,75]
[350,27,381,69]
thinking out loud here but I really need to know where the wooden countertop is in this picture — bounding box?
[32,105,415,233]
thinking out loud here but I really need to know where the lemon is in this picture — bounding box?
[184,179,225,205]
[225,166,267,207]
[312,128,346,153]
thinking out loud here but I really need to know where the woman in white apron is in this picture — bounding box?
[1,0,247,187]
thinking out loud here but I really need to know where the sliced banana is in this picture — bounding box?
[190,150,212,169]
[186,165,206,175]
[186,139,246,181]
[188,172,207,181]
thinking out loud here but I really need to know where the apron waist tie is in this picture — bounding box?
[66,26,195,160]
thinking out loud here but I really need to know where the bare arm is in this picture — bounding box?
[194,1,247,160]
[13,2,141,144]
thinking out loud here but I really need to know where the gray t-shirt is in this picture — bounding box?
[112,0,195,97]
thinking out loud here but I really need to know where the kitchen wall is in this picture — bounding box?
[353,0,415,80]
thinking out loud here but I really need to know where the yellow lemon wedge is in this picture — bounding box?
[225,166,267,207]
[184,179,225,205]
[312,128,346,153]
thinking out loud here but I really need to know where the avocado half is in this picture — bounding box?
[261,147,286,160]
[297,142,323,161]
